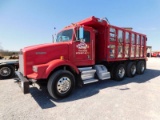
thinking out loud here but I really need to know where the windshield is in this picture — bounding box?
[56,29,73,42]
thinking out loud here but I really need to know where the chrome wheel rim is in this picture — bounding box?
[141,63,145,72]
[118,67,125,78]
[131,65,136,75]
[57,77,71,94]
[0,67,11,77]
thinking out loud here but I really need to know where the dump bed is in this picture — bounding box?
[105,25,147,62]
[77,16,147,62]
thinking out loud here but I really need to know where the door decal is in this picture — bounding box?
[76,40,89,54]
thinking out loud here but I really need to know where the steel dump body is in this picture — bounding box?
[76,16,147,62]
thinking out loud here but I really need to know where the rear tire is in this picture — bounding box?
[136,61,145,74]
[126,62,136,77]
[0,65,14,79]
[47,70,75,99]
[110,65,116,79]
[113,64,126,81]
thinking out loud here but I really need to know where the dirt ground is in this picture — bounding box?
[0,58,160,120]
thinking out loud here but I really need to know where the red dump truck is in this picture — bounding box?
[16,16,147,99]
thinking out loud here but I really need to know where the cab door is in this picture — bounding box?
[73,27,95,66]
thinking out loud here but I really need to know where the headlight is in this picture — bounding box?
[32,66,38,72]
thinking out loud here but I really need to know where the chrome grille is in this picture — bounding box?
[19,54,24,75]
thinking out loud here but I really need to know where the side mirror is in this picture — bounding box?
[79,27,84,39]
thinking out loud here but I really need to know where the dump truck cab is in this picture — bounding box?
[59,25,96,66]
[18,24,96,80]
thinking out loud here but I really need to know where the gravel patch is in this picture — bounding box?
[0,58,160,120]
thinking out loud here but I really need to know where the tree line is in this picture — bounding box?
[0,50,19,59]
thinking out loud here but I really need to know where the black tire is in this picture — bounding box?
[0,65,14,79]
[110,65,116,79]
[47,70,75,99]
[126,62,136,77]
[136,61,145,74]
[113,64,126,81]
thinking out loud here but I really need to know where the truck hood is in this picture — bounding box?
[20,42,70,75]
[22,42,70,63]
[22,43,65,52]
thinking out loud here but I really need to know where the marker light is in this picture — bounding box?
[60,56,64,60]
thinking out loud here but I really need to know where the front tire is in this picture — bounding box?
[0,65,14,79]
[47,70,75,99]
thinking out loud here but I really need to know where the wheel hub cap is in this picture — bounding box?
[141,63,145,72]
[57,77,71,94]
[118,67,125,78]
[0,67,11,77]
[131,65,136,75]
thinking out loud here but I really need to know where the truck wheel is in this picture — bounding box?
[0,65,14,79]
[136,61,145,74]
[113,64,125,81]
[110,65,116,79]
[47,70,75,99]
[126,62,136,77]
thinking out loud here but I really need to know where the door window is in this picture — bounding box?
[84,31,90,42]
[77,30,90,42]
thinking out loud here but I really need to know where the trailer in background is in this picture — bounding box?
[151,52,160,57]
[0,60,19,79]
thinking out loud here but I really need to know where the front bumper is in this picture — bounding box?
[15,71,29,94]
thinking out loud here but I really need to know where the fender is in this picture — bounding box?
[44,59,79,78]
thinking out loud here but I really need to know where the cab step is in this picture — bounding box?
[78,67,96,80]
[83,79,99,84]
[78,65,111,85]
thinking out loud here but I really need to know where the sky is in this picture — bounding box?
[0,0,160,51]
